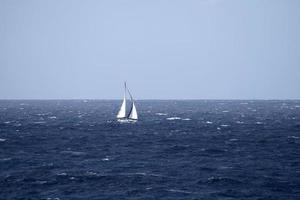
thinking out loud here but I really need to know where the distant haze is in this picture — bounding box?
[1,0,300,99]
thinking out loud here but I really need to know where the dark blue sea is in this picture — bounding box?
[0,100,300,200]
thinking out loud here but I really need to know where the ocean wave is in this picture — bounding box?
[86,171,99,176]
[57,172,67,176]
[166,189,193,194]
[33,121,46,124]
[156,113,167,116]
[166,117,181,120]
[121,172,167,178]
[220,124,230,127]
[288,136,299,139]
[0,157,12,161]
[36,113,47,116]
[207,176,242,184]
[182,118,191,121]
[101,157,110,161]
[33,180,48,185]
[60,151,87,156]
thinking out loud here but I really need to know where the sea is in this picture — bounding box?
[0,100,300,200]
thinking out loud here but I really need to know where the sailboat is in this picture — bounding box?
[117,82,138,122]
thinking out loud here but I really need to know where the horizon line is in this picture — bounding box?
[0,98,299,101]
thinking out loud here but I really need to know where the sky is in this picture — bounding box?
[0,0,300,99]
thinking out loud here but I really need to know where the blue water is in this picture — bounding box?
[0,100,300,200]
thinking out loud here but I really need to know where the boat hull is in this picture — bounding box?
[117,118,137,123]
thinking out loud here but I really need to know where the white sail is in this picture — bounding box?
[128,101,138,120]
[117,96,126,118]
[116,83,126,119]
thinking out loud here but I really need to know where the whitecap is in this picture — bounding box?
[166,117,181,120]
[60,151,87,156]
[49,116,57,119]
[86,171,98,176]
[34,180,47,185]
[156,113,167,116]
[57,172,67,176]
[0,158,12,161]
[208,176,217,181]
[33,121,46,124]
[4,121,11,124]
[295,105,300,108]
[166,189,193,194]
[255,122,263,124]
[222,110,229,113]
[236,121,244,124]
[182,118,191,121]
[101,157,110,161]
[206,121,213,124]
[288,136,299,139]
[220,124,230,127]
[219,166,233,169]
[134,172,147,176]
[0,138,7,142]
[128,172,166,178]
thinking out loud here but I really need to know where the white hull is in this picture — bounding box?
[117,118,137,123]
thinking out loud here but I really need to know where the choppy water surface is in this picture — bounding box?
[0,100,300,199]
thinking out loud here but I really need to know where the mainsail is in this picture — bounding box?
[116,83,127,119]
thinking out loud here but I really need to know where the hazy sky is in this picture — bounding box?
[1,0,299,99]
